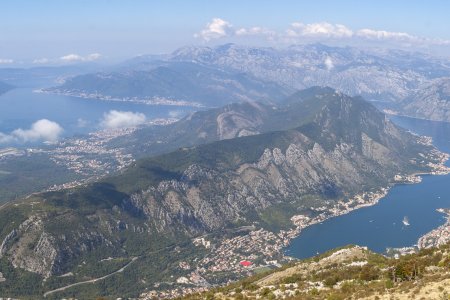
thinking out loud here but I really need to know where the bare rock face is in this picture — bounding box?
[216,103,264,140]
[0,216,58,277]
[12,231,58,278]
[403,78,450,122]
[0,88,439,281]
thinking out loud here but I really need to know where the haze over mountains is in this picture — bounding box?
[3,1,450,299]
[45,43,450,122]
[44,60,291,107]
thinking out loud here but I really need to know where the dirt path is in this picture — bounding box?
[43,241,181,297]
[43,257,138,297]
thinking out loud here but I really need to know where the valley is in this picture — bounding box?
[4,2,450,299]
[0,87,448,299]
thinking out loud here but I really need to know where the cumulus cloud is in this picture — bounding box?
[0,59,14,64]
[0,119,63,144]
[0,133,13,144]
[356,29,416,42]
[195,18,234,41]
[235,26,276,38]
[77,118,89,128]
[168,110,183,118]
[287,22,353,38]
[324,56,334,70]
[86,53,102,61]
[195,18,450,48]
[60,53,102,62]
[32,58,50,64]
[100,110,146,129]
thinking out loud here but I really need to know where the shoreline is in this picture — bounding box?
[417,208,450,249]
[143,166,450,298]
[34,89,205,108]
[384,109,450,125]
[284,149,450,258]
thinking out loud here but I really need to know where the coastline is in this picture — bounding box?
[417,208,450,249]
[34,89,205,108]
[383,109,450,125]
[283,147,450,258]
[144,148,450,298]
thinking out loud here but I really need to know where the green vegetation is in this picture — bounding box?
[184,243,450,300]
[0,87,442,299]
[0,153,80,204]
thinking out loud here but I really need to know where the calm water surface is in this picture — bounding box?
[0,87,196,143]
[286,116,450,259]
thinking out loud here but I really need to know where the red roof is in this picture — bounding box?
[240,260,252,267]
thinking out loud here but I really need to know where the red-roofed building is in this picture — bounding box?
[239,260,252,267]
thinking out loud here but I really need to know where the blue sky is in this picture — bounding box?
[1,0,450,64]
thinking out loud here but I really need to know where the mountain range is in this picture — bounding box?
[0,87,444,299]
[46,43,450,122]
[44,60,291,107]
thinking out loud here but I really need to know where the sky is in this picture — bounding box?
[1,0,450,65]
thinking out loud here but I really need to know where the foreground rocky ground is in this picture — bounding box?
[179,243,450,300]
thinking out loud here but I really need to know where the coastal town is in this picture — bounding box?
[48,127,137,177]
[36,88,204,107]
[418,208,450,249]
[139,187,396,299]
[140,151,450,299]
[2,114,450,299]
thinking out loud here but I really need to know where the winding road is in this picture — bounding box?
[43,257,138,297]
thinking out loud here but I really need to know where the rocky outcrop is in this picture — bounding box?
[0,88,441,284]
[402,78,450,122]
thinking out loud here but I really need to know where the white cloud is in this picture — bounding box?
[235,26,276,38]
[195,18,234,41]
[324,56,334,70]
[60,53,102,62]
[0,119,64,144]
[60,54,84,62]
[287,22,353,38]
[0,133,13,144]
[168,110,183,118]
[356,29,416,41]
[32,58,50,64]
[100,110,146,129]
[194,18,450,49]
[77,118,89,128]
[0,59,14,64]
[86,53,102,61]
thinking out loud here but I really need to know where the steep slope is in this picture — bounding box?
[0,89,444,299]
[185,243,450,300]
[401,77,450,121]
[108,87,333,158]
[44,61,291,107]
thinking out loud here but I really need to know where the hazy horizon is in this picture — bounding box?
[2,0,450,67]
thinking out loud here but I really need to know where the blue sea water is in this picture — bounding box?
[286,116,450,259]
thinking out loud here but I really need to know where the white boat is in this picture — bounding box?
[402,216,410,226]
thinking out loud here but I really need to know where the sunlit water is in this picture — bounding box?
[286,116,450,259]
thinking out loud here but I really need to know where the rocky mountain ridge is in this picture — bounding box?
[170,43,450,121]
[0,88,445,299]
[45,43,450,121]
[43,60,291,107]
